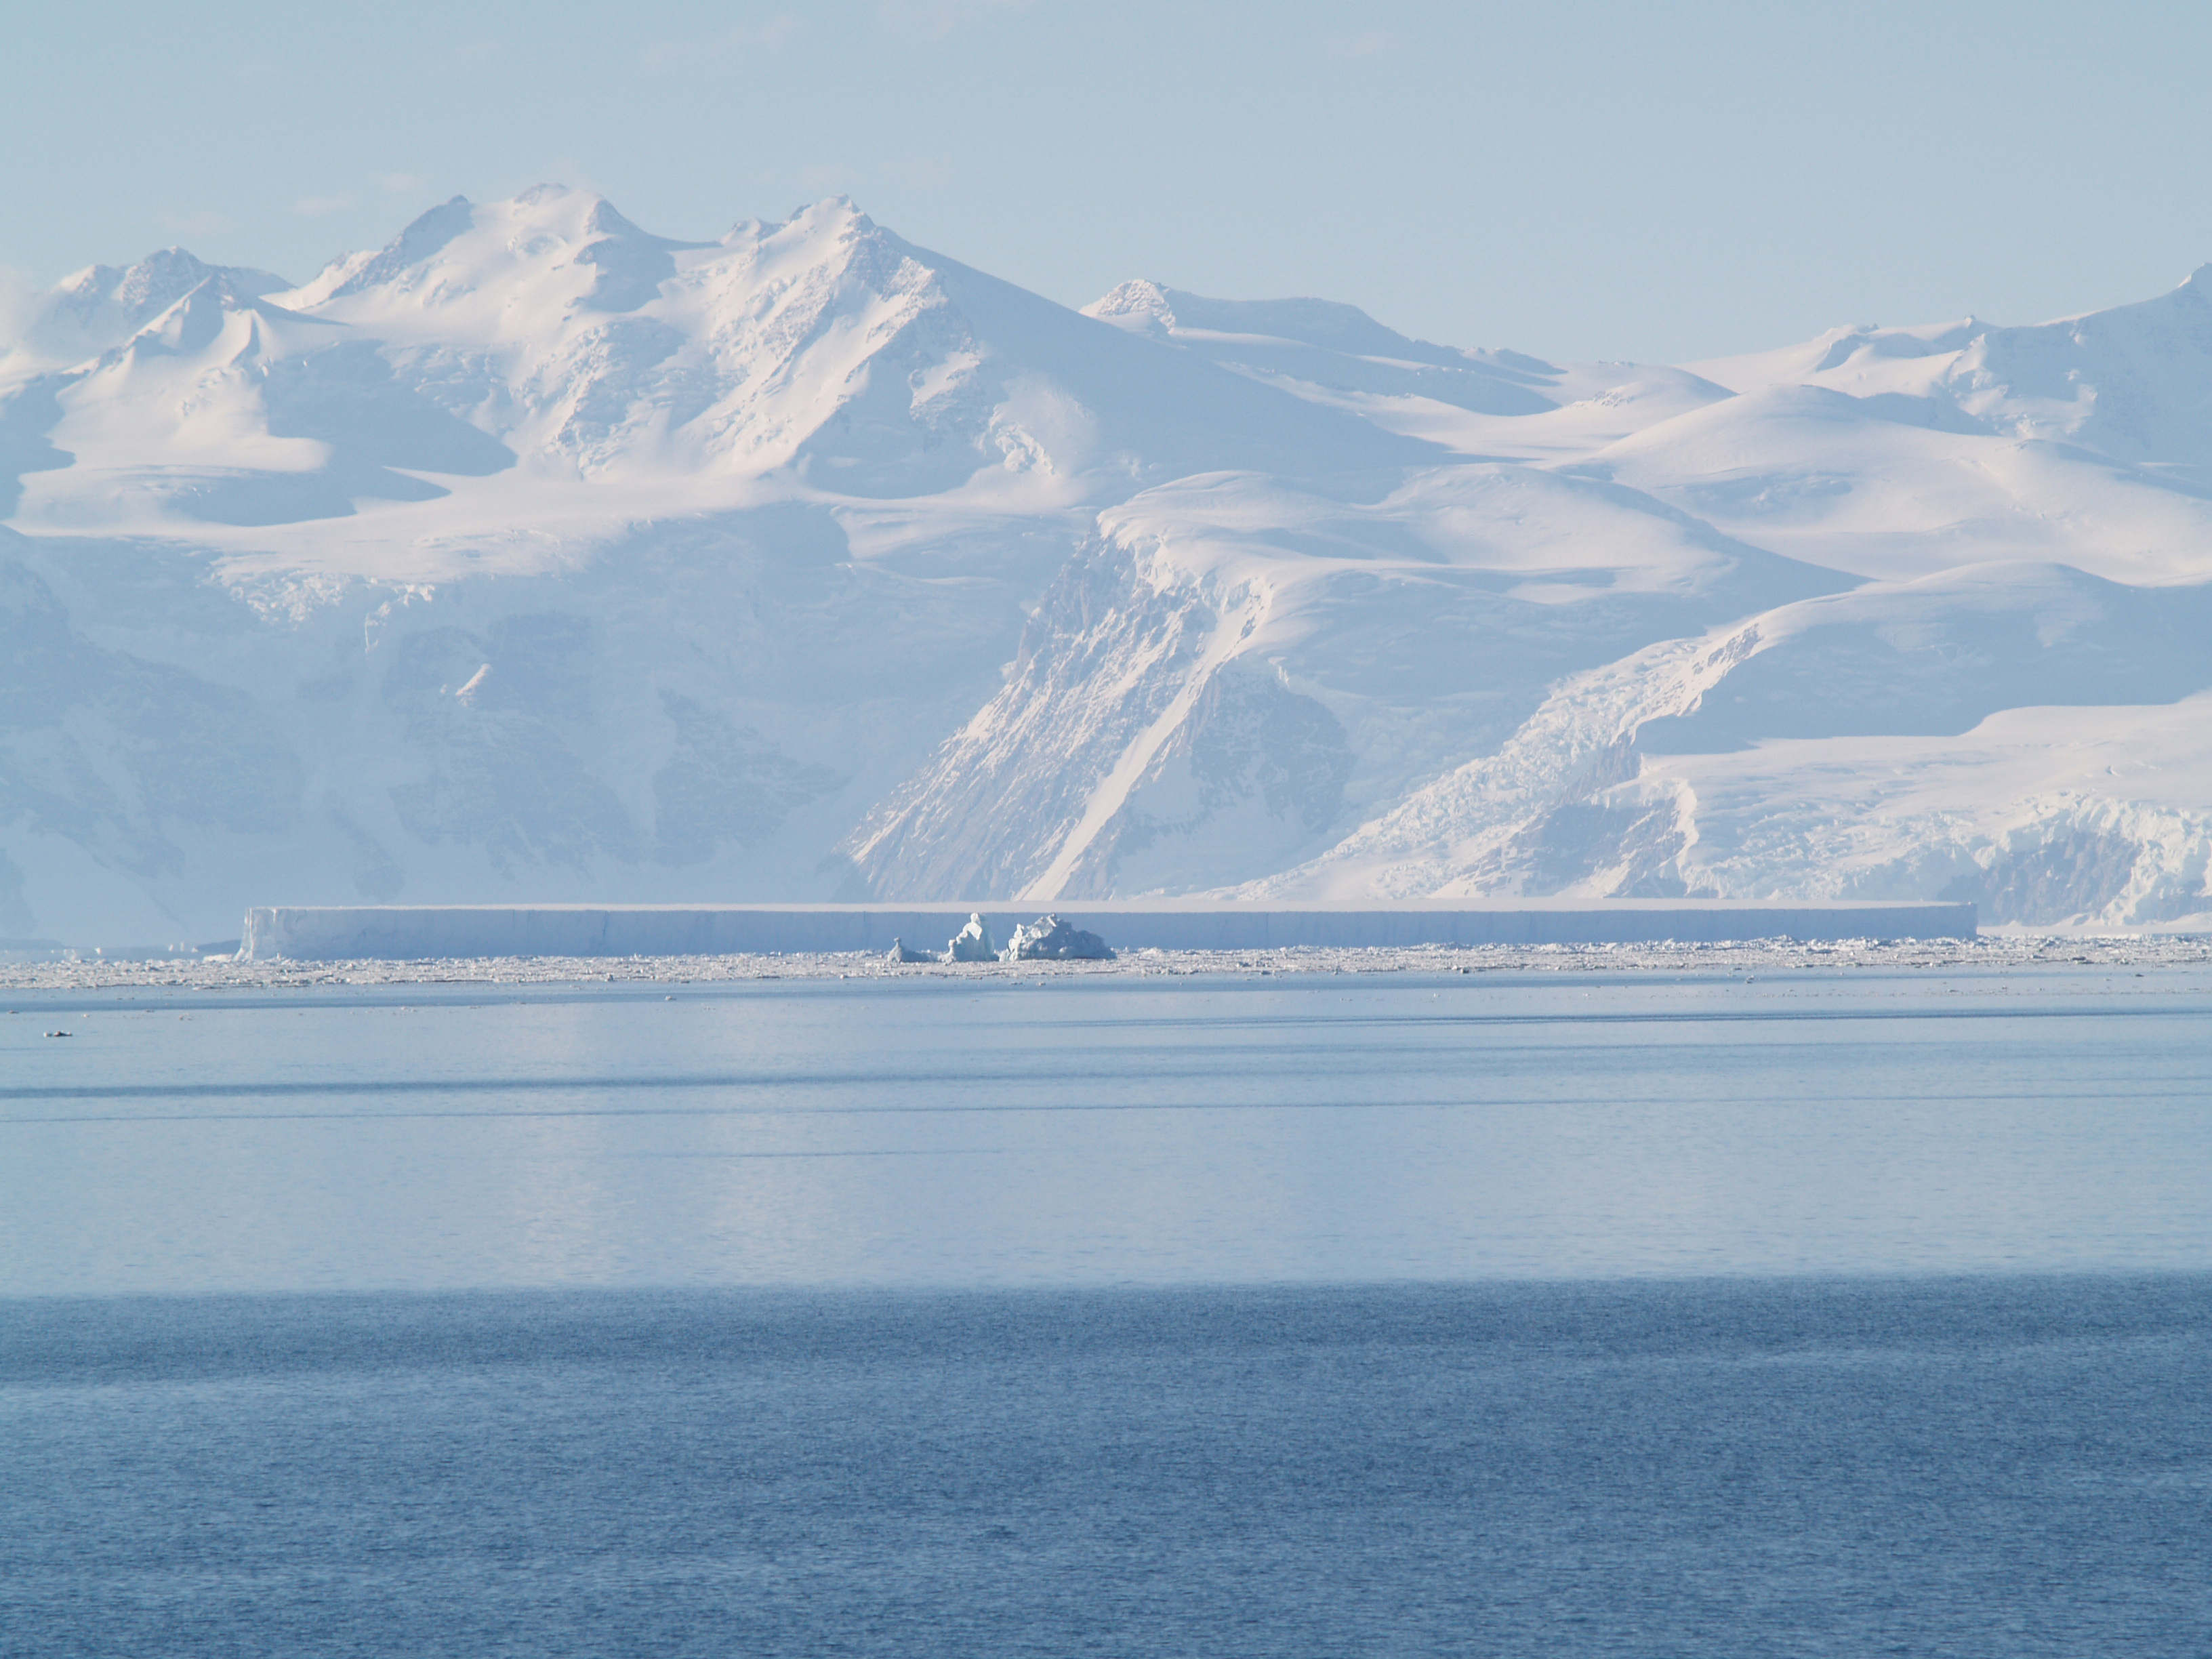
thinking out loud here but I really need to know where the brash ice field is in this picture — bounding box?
[6,187,2212,943]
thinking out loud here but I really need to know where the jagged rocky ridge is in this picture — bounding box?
[4,186,2212,941]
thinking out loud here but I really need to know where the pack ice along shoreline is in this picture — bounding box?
[237,901,1978,962]
[3,933,2209,994]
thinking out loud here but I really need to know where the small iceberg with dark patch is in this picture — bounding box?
[1001,915,1114,962]
[885,937,933,964]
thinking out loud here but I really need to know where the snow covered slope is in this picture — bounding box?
[4,189,2211,941]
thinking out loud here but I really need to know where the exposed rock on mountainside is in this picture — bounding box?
[5,188,2212,939]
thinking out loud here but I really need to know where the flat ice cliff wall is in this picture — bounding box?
[239,903,1977,961]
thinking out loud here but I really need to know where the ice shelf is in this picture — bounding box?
[238,901,1977,962]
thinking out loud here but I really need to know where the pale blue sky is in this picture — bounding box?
[8,0,2212,363]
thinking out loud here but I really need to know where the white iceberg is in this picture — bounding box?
[941,914,998,963]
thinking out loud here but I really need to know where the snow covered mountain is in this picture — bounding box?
[4,186,2211,943]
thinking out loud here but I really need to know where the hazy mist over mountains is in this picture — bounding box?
[6,186,2212,943]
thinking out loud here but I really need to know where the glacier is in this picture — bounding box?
[4,184,2211,943]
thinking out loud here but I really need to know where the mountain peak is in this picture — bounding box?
[13,247,290,365]
[1082,279,1494,371]
[1084,280,1176,334]
[314,194,478,301]
[781,195,877,239]
[280,187,725,317]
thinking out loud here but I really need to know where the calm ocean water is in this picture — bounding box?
[3,966,2209,1653]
